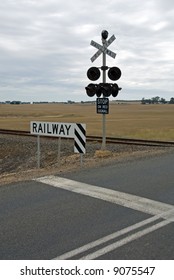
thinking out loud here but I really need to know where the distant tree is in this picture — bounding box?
[151,96,160,104]
[160,98,167,104]
[147,99,152,104]
[67,100,75,104]
[169,97,174,104]
[10,101,21,104]
[141,98,146,104]
[141,98,152,104]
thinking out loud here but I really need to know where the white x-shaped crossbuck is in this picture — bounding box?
[90,34,116,62]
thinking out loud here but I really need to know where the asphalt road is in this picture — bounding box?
[0,151,174,260]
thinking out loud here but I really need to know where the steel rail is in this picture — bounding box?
[87,135,174,147]
[0,128,30,136]
[0,128,174,147]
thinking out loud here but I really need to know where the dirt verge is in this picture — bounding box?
[0,134,173,185]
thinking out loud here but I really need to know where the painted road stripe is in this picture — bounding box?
[35,176,174,217]
[53,212,172,260]
[80,219,171,260]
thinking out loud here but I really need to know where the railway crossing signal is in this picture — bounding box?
[85,30,122,149]
[86,30,122,100]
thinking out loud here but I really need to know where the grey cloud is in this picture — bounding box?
[0,0,174,102]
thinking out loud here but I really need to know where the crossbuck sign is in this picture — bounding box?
[90,34,116,62]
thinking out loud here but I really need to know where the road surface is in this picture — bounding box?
[0,151,174,259]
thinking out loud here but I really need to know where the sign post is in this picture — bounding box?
[57,137,61,163]
[102,43,107,149]
[37,135,40,169]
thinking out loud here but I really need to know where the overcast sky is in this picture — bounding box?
[0,0,174,102]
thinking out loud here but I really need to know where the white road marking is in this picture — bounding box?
[35,176,174,217]
[80,219,170,260]
[34,175,174,259]
[53,212,172,260]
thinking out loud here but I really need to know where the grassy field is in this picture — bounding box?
[0,102,174,140]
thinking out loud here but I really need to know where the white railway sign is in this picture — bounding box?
[30,121,75,138]
[30,121,86,168]
[90,34,116,62]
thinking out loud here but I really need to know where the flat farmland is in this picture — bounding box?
[0,103,174,140]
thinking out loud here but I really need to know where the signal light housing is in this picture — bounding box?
[85,83,121,98]
[111,83,122,97]
[87,67,100,81]
[101,30,108,40]
[98,83,111,97]
[85,83,97,97]
[108,67,121,81]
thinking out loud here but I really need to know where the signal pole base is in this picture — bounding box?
[101,113,106,150]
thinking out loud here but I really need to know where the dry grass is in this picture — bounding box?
[94,150,113,158]
[0,102,174,140]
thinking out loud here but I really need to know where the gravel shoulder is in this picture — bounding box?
[0,134,173,185]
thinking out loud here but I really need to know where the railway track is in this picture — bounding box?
[1,128,174,147]
[0,128,30,137]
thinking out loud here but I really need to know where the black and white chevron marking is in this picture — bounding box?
[74,123,86,154]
